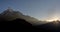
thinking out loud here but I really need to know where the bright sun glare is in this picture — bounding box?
[46,16,60,22]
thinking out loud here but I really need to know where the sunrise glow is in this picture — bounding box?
[46,16,60,22]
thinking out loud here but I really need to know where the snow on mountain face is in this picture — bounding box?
[0,8,24,21]
[1,8,23,16]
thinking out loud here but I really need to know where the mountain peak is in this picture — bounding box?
[0,8,40,25]
[5,7,13,12]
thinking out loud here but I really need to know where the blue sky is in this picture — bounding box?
[0,0,60,20]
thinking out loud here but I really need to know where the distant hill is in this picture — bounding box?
[34,20,60,32]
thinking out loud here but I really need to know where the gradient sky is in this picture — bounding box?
[0,0,60,20]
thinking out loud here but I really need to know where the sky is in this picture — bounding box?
[0,0,60,20]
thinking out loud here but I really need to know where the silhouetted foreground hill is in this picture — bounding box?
[0,18,33,31]
[0,18,46,32]
[0,18,60,32]
[34,20,60,32]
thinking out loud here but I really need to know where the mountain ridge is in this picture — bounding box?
[0,8,46,25]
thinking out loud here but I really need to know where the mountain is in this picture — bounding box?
[0,8,46,25]
[0,8,24,21]
[1,8,60,32]
[34,20,60,32]
[13,18,32,26]
[0,18,32,31]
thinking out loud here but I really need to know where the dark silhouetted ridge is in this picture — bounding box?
[34,20,60,32]
[0,18,33,31]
